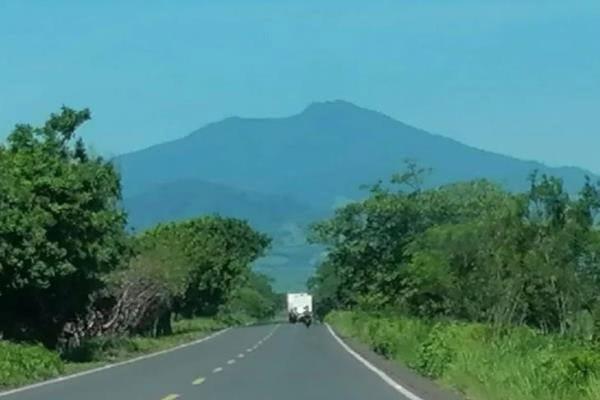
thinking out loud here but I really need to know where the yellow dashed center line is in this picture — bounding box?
[192,377,206,385]
[164,326,283,396]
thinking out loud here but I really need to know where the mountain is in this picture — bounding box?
[116,100,595,209]
[121,179,325,292]
[115,100,596,290]
[123,179,316,233]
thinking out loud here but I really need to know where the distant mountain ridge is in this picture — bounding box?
[123,179,318,232]
[117,100,595,206]
[115,100,596,290]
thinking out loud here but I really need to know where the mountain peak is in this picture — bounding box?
[301,100,367,115]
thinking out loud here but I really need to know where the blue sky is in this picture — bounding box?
[1,0,599,171]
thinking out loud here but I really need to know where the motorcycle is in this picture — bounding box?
[288,309,299,323]
[298,310,312,328]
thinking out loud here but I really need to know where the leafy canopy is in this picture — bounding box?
[0,107,130,345]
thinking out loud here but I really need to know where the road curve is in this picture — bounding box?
[2,323,418,400]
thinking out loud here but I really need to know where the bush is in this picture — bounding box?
[415,321,491,378]
[365,318,401,359]
[61,336,139,363]
[222,287,276,322]
[327,311,600,400]
[216,310,255,326]
[326,311,431,366]
[62,317,226,363]
[415,323,456,378]
[0,341,64,388]
[172,317,225,334]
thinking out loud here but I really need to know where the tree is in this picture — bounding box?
[54,211,274,347]
[309,163,600,336]
[177,216,272,316]
[223,272,281,321]
[0,107,130,346]
[136,216,271,319]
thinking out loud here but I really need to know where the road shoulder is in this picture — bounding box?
[327,323,464,400]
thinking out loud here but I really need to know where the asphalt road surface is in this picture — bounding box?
[1,323,436,400]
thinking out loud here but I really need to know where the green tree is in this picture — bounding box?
[137,216,271,319]
[310,164,600,336]
[0,107,130,346]
[223,272,281,321]
[178,216,271,316]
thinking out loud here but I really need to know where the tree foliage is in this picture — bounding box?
[0,107,130,346]
[222,272,281,322]
[310,164,600,337]
[0,108,277,350]
[58,215,272,350]
[138,216,271,317]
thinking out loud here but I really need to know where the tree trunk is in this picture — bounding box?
[156,309,172,336]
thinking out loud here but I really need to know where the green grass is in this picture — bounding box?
[1,317,226,390]
[62,317,226,365]
[326,311,600,400]
[0,341,64,388]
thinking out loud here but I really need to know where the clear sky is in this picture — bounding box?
[1,0,599,171]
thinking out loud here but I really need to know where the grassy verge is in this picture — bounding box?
[326,311,600,400]
[0,341,65,389]
[0,317,226,390]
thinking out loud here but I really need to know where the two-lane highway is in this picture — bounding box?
[1,324,421,400]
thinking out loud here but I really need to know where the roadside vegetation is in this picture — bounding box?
[0,108,279,389]
[310,162,600,400]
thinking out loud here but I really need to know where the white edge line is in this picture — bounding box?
[0,328,230,398]
[325,323,425,400]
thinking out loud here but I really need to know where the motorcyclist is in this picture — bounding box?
[301,305,312,327]
[289,306,299,323]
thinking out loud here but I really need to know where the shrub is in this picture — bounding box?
[367,318,401,358]
[172,317,225,334]
[327,311,600,400]
[0,341,64,387]
[61,317,225,363]
[415,322,456,378]
[61,336,140,363]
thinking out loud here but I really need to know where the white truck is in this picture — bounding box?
[286,293,313,327]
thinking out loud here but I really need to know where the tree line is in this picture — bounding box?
[0,108,277,350]
[309,162,600,337]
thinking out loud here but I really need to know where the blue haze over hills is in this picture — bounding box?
[116,101,595,290]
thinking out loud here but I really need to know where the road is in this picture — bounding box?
[1,323,428,400]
